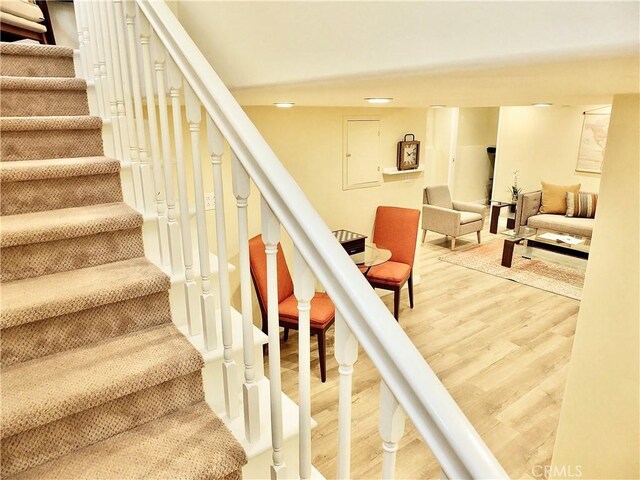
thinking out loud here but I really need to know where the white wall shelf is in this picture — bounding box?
[382,165,425,175]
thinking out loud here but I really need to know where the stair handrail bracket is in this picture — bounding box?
[135,1,508,478]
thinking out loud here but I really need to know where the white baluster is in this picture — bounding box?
[206,116,239,419]
[293,246,313,480]
[139,18,170,265]
[440,469,450,480]
[102,1,131,162]
[335,311,359,479]
[154,45,182,275]
[124,3,155,212]
[379,381,406,480]
[231,152,261,443]
[79,1,93,81]
[92,1,123,158]
[83,2,105,119]
[184,83,217,350]
[167,58,199,335]
[73,0,88,81]
[113,0,144,208]
[261,198,286,480]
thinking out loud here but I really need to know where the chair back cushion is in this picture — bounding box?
[424,185,453,209]
[372,206,421,267]
[248,235,294,310]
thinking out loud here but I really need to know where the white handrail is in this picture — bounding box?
[135,1,508,478]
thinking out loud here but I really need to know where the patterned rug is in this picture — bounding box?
[439,240,585,300]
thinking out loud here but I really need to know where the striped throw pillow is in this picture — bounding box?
[566,192,598,218]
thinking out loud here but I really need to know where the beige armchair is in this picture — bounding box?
[422,185,487,250]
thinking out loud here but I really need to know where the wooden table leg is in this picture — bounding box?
[501,239,517,267]
[490,205,501,234]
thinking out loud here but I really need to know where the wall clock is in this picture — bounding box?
[396,133,420,171]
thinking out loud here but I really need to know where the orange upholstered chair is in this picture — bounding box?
[365,206,420,320]
[248,235,335,382]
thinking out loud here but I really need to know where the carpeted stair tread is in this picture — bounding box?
[8,401,247,480]
[0,115,102,132]
[1,323,204,439]
[0,76,87,91]
[0,42,74,58]
[1,257,170,329]
[1,202,142,247]
[0,76,89,116]
[1,372,204,477]
[0,156,119,182]
[0,42,75,78]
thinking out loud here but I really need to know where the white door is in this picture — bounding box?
[344,119,380,189]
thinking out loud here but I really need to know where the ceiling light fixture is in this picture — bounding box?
[365,97,393,104]
[273,102,294,108]
[532,102,553,107]
[430,104,446,109]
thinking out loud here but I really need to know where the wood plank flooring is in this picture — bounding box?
[267,226,580,479]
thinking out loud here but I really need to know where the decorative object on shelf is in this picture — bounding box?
[508,170,522,203]
[396,134,420,171]
[576,108,611,174]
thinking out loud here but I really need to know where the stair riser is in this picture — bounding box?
[0,129,103,161]
[1,372,204,477]
[1,292,172,366]
[0,55,75,78]
[1,89,89,117]
[1,173,123,215]
[1,228,144,282]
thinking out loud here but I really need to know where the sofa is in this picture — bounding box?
[515,190,595,238]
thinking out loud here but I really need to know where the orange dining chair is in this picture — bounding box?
[248,235,335,382]
[365,206,420,321]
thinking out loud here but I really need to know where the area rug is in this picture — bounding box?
[439,240,585,300]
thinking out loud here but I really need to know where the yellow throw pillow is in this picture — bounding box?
[540,182,581,214]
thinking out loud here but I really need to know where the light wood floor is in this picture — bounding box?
[267,226,580,479]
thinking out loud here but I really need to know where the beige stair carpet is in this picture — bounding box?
[0,41,247,479]
[0,156,123,215]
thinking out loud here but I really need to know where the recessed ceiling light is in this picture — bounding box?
[273,102,294,108]
[430,104,446,109]
[365,97,393,104]
[532,103,553,107]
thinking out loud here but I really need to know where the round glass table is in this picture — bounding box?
[350,244,391,275]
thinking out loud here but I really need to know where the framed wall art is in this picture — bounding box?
[576,112,610,174]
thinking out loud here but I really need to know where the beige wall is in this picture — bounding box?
[494,106,604,203]
[551,94,639,479]
[243,106,427,239]
[452,107,499,202]
[48,2,78,49]
[425,108,454,187]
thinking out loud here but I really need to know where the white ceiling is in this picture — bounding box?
[176,1,640,107]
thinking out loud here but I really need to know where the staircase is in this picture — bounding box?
[0,42,247,479]
[1,1,510,478]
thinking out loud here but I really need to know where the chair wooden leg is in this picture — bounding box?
[408,273,414,309]
[318,331,327,383]
[421,229,427,243]
[393,288,400,321]
[283,327,289,342]
[477,230,482,244]
[450,237,456,250]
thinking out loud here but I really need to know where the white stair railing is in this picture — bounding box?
[76,1,509,478]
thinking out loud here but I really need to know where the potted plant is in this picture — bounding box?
[509,170,522,204]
